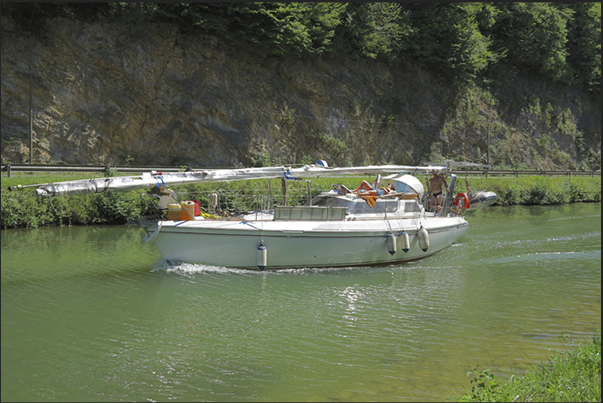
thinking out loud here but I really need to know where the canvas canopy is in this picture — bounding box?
[383,174,425,199]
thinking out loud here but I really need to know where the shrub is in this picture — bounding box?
[454,332,601,402]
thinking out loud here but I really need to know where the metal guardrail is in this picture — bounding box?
[1,163,600,178]
[450,169,601,177]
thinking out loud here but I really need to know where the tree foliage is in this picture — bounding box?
[401,3,502,81]
[334,2,411,60]
[563,2,601,92]
[1,2,600,91]
[492,3,573,81]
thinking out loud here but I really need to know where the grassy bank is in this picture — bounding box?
[453,332,601,402]
[1,173,600,229]
[461,175,601,206]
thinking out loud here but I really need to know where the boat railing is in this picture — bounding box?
[145,184,426,219]
[149,187,317,217]
[274,206,347,221]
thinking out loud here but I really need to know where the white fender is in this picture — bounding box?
[387,233,397,255]
[144,221,162,243]
[417,226,429,252]
[399,231,410,253]
[257,242,267,270]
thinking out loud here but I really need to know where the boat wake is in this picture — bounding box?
[478,250,600,266]
[151,259,241,274]
[150,258,400,275]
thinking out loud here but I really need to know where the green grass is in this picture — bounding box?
[1,172,601,229]
[458,175,601,205]
[453,332,601,402]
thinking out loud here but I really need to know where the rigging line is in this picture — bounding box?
[282,167,300,181]
[383,200,394,235]
[394,199,405,234]
[154,174,165,190]
[47,194,55,211]
[260,207,265,243]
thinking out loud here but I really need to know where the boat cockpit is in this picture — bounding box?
[305,191,423,220]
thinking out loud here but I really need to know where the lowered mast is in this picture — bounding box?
[19,163,450,197]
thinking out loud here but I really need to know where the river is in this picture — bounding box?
[1,203,600,402]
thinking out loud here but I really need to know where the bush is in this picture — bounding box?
[0,189,147,229]
[468,176,601,206]
[454,332,601,402]
[1,174,600,229]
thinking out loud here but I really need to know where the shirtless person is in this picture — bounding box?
[428,169,450,212]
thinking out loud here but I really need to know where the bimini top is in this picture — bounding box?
[384,174,425,199]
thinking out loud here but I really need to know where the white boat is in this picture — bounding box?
[468,190,498,208]
[23,162,474,270]
[456,177,498,209]
[140,165,470,270]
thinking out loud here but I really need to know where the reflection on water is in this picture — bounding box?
[1,203,601,402]
[1,225,162,286]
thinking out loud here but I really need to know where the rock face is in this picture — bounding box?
[1,16,600,169]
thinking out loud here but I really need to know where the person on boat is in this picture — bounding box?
[353,180,394,196]
[349,180,394,208]
[428,169,449,212]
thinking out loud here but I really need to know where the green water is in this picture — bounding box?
[1,203,600,402]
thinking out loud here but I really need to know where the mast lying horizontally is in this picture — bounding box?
[18,163,453,197]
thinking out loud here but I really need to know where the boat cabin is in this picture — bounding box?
[304,191,422,220]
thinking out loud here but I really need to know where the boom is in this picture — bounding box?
[15,163,452,197]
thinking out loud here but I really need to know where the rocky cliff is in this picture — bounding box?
[1,16,600,169]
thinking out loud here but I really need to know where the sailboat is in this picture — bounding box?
[18,161,474,270]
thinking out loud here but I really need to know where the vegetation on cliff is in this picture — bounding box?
[1,3,600,171]
[3,2,599,92]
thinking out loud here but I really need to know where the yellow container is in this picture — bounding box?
[167,203,182,221]
[181,201,195,221]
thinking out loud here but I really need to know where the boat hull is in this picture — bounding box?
[144,216,469,270]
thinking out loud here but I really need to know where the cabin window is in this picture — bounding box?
[403,200,421,213]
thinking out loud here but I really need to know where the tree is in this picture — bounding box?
[216,2,347,56]
[334,2,411,61]
[401,3,501,81]
[491,3,573,82]
[563,2,601,92]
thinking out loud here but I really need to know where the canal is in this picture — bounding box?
[1,203,600,402]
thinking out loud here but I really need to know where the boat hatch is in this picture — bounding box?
[273,206,347,221]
